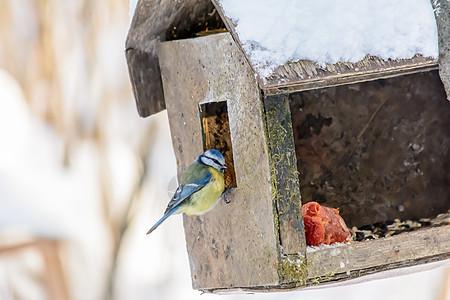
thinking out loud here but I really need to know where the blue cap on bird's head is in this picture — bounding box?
[196,149,227,173]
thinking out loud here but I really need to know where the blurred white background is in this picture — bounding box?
[0,0,448,299]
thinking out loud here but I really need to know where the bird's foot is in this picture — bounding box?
[222,184,235,204]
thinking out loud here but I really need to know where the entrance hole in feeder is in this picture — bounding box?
[199,100,236,187]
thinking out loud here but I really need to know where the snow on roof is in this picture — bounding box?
[219,0,439,79]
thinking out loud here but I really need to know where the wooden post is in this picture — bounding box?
[264,94,307,283]
[431,0,450,100]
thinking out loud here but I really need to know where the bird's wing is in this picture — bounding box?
[163,172,212,214]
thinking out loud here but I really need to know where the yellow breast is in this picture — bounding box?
[182,167,225,215]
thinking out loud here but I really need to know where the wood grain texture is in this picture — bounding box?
[263,56,438,96]
[207,255,450,293]
[431,0,450,100]
[158,32,280,290]
[205,226,449,293]
[264,94,306,257]
[306,226,450,279]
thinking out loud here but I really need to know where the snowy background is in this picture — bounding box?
[0,0,448,299]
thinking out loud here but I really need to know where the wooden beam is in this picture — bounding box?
[263,57,438,96]
[431,0,450,100]
[306,226,450,279]
[207,255,449,293]
[264,94,306,257]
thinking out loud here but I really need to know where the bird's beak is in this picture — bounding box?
[221,166,227,173]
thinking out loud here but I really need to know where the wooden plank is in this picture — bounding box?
[207,257,450,293]
[158,32,280,290]
[212,226,450,292]
[304,254,450,288]
[211,0,439,95]
[307,226,450,279]
[431,0,450,100]
[263,57,438,96]
[264,94,306,257]
[125,48,165,117]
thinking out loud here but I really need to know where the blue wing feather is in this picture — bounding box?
[164,172,212,214]
[146,163,213,235]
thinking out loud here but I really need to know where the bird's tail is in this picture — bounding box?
[146,206,180,235]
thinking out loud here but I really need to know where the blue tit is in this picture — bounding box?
[147,149,227,235]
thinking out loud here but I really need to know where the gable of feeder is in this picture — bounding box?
[126,0,224,117]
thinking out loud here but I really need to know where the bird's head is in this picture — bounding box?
[196,149,227,173]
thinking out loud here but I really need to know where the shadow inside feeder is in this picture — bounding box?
[289,70,450,228]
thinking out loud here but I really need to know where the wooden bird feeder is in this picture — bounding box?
[126,0,450,293]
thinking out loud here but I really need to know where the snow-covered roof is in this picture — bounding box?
[218,0,438,80]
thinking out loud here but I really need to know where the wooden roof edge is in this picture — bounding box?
[262,56,439,96]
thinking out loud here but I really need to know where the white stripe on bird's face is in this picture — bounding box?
[200,156,222,171]
[197,149,226,173]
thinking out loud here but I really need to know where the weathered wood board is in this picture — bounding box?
[264,94,306,256]
[262,56,438,96]
[431,0,450,100]
[158,32,280,290]
[207,226,449,293]
[307,226,450,279]
[210,251,449,293]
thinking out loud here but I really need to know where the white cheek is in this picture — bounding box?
[201,157,214,166]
